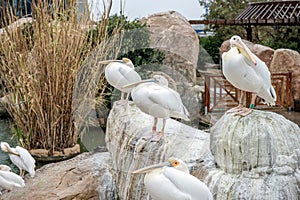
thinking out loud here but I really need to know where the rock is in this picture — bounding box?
[0,17,33,36]
[139,11,201,118]
[0,150,118,200]
[105,102,214,200]
[0,94,11,118]
[141,11,199,84]
[208,110,300,199]
[220,39,275,67]
[269,49,300,99]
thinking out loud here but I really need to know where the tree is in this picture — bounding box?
[199,0,300,64]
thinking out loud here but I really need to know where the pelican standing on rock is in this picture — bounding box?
[101,58,141,104]
[1,142,36,177]
[0,164,25,191]
[132,157,213,200]
[123,75,189,141]
[222,35,276,116]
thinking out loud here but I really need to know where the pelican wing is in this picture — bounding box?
[118,67,141,83]
[0,170,25,189]
[163,168,213,200]
[16,146,36,177]
[144,171,191,200]
[105,62,141,92]
[148,86,189,120]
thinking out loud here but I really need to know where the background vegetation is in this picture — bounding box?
[199,0,300,64]
[0,1,165,153]
[0,1,121,153]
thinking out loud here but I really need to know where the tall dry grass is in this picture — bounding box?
[0,1,121,154]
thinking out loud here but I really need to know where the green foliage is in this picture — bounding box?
[199,36,223,65]
[91,15,165,107]
[199,0,300,64]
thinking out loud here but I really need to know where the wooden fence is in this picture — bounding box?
[204,72,293,112]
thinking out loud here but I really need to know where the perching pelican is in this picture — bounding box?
[123,75,189,141]
[101,58,141,104]
[222,35,276,116]
[0,164,25,191]
[132,157,213,200]
[1,142,36,177]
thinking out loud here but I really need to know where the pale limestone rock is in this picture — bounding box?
[208,110,300,199]
[141,11,199,84]
[0,149,118,200]
[269,49,300,100]
[140,11,201,117]
[105,102,214,200]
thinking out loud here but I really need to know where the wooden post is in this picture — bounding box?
[246,25,252,41]
[205,74,211,112]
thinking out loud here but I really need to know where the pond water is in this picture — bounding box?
[0,118,106,175]
[0,118,19,173]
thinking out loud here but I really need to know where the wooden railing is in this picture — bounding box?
[204,72,293,112]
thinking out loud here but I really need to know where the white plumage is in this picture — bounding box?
[0,164,25,190]
[222,35,276,115]
[132,157,213,200]
[124,75,189,141]
[1,142,36,177]
[103,58,141,103]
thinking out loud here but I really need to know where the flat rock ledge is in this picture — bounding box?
[106,102,214,200]
[0,148,118,200]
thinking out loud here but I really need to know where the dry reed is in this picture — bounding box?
[0,1,122,154]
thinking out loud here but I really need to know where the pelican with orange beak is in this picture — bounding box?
[132,157,213,200]
[222,35,276,116]
[100,58,141,104]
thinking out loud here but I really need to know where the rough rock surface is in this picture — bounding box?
[141,11,201,117]
[105,102,214,200]
[208,110,300,199]
[270,49,300,100]
[0,149,118,200]
[141,11,199,84]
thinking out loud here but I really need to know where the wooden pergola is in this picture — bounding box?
[189,0,300,41]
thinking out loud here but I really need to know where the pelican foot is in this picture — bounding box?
[116,99,128,105]
[226,105,243,113]
[141,131,155,140]
[234,107,253,116]
[150,132,163,142]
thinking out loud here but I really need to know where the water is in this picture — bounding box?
[0,118,19,173]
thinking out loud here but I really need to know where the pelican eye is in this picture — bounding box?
[170,160,180,167]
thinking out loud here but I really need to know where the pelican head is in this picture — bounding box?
[132,157,189,174]
[99,57,134,68]
[229,35,257,66]
[0,165,11,171]
[0,142,10,153]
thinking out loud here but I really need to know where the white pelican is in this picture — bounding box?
[222,35,276,116]
[132,157,213,200]
[1,142,36,177]
[100,58,141,104]
[123,75,189,141]
[0,164,25,191]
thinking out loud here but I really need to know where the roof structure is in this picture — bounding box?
[189,0,300,26]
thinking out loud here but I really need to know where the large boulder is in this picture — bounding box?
[141,11,201,118]
[0,149,118,200]
[105,102,214,200]
[208,110,300,199]
[141,11,199,84]
[269,49,300,100]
